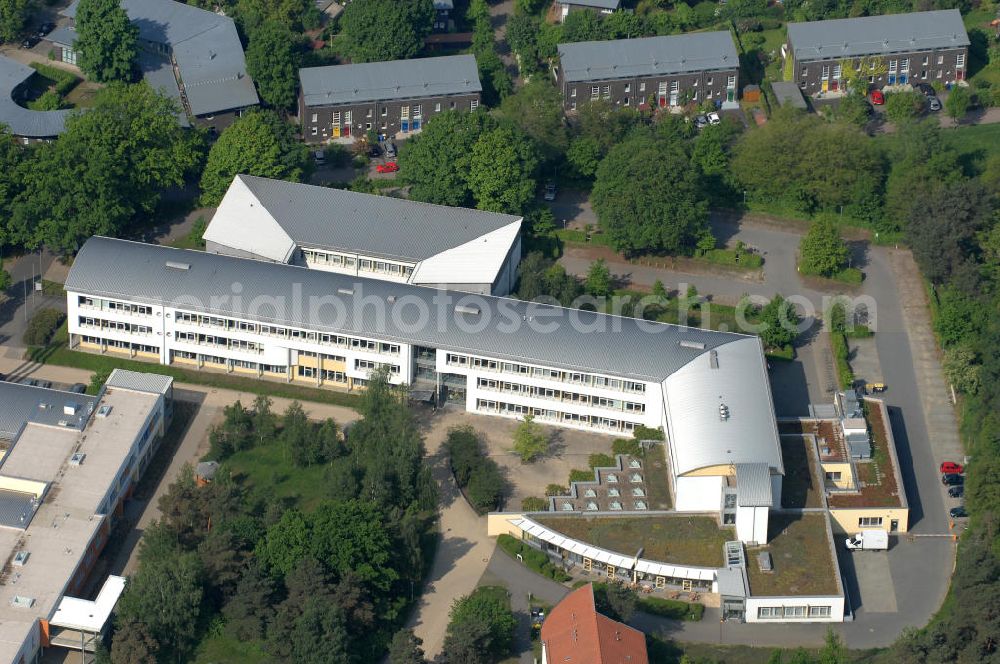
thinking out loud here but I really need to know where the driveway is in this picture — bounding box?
[0,250,64,351]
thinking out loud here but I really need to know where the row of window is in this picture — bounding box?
[808,53,965,80]
[448,353,646,394]
[172,350,287,374]
[858,516,883,527]
[476,398,639,433]
[574,75,736,100]
[476,377,645,413]
[302,248,417,279]
[174,310,399,355]
[355,359,400,374]
[81,335,158,355]
[78,296,152,317]
[176,331,263,354]
[757,606,832,619]
[78,316,152,336]
[297,366,346,383]
[309,100,479,136]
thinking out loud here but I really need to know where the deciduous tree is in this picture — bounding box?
[75,0,138,83]
[246,21,299,110]
[585,258,613,298]
[513,413,549,462]
[758,294,801,349]
[468,125,539,214]
[399,111,494,207]
[799,218,850,277]
[945,85,971,120]
[499,80,569,162]
[389,629,427,664]
[0,0,30,43]
[340,0,434,63]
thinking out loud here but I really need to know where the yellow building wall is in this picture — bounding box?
[487,513,526,537]
[322,358,346,371]
[821,462,854,489]
[680,464,735,478]
[297,355,319,369]
[0,476,48,499]
[829,507,909,534]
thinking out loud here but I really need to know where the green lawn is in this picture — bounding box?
[194,631,270,664]
[642,445,672,511]
[221,439,335,512]
[746,513,839,596]
[535,515,731,567]
[779,436,823,509]
[940,123,1000,169]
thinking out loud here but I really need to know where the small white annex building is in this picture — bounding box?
[203,175,523,296]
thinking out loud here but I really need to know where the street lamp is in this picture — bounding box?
[743,190,747,205]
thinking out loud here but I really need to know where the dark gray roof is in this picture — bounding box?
[217,174,521,262]
[0,381,97,441]
[138,52,190,128]
[787,10,969,62]
[770,81,807,109]
[300,54,481,107]
[66,237,749,383]
[45,25,76,47]
[65,0,258,115]
[558,32,738,83]
[0,56,73,138]
[562,0,620,8]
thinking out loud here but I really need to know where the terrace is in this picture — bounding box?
[746,513,840,597]
[534,514,731,568]
[827,402,903,508]
[778,435,824,509]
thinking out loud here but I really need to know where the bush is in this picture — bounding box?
[612,438,642,457]
[446,425,482,487]
[831,331,854,390]
[467,461,505,513]
[521,496,547,511]
[766,344,795,361]
[23,308,66,346]
[29,62,80,97]
[588,453,616,469]
[633,425,664,441]
[569,468,594,483]
[496,535,571,582]
[639,596,705,621]
[545,484,568,496]
[28,90,62,111]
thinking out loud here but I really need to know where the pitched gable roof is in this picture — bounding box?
[541,584,648,664]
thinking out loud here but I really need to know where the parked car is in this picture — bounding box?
[312,149,326,166]
[950,505,968,518]
[384,142,397,158]
[543,181,557,201]
[940,461,964,475]
[20,35,39,49]
[928,96,942,112]
[870,89,885,105]
[69,383,87,394]
[368,144,381,158]
[948,485,964,498]
[693,114,709,129]
[37,22,55,36]
[707,111,721,125]
[942,473,964,486]
[376,161,399,174]
[914,82,935,97]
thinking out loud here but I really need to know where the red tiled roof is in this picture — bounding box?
[541,584,648,664]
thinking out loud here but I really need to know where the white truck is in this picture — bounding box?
[844,530,889,551]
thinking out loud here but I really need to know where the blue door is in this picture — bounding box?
[887,74,896,85]
[899,74,907,84]
[412,119,421,131]
[401,119,409,132]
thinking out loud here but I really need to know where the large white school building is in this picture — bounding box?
[65,236,784,527]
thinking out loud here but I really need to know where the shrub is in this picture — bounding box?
[831,331,854,389]
[633,425,664,441]
[496,535,571,582]
[467,461,505,513]
[23,308,65,346]
[446,425,482,487]
[612,438,642,457]
[521,496,547,511]
[639,596,705,621]
[569,468,594,483]
[588,453,616,469]
[545,484,568,496]
[29,62,80,97]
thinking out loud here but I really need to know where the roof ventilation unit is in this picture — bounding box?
[97,405,113,418]
[709,350,719,369]
[12,551,28,567]
[757,552,773,573]
[165,261,191,271]
[69,453,86,466]
[63,403,78,416]
[679,340,706,350]
[337,288,354,296]
[455,304,481,316]
[718,403,730,421]
[11,596,34,609]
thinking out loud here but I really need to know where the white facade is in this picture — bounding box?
[673,476,724,512]
[745,595,846,623]
[736,506,769,544]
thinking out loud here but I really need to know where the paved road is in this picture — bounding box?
[0,250,62,350]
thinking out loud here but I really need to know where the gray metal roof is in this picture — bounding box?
[716,566,748,597]
[65,0,258,116]
[207,174,521,263]
[0,56,73,138]
[735,463,773,507]
[105,369,173,395]
[0,381,97,441]
[770,81,807,109]
[787,10,969,62]
[558,32,738,83]
[138,52,190,127]
[300,54,481,108]
[562,0,620,8]
[65,237,749,383]
[45,25,76,47]
[0,490,40,529]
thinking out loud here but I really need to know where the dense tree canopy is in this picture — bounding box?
[799,218,850,277]
[200,110,309,205]
[468,125,540,214]
[340,0,434,63]
[443,587,516,663]
[74,0,138,83]
[498,80,569,162]
[592,131,708,256]
[0,0,29,43]
[12,83,202,253]
[246,21,299,110]
[399,110,493,207]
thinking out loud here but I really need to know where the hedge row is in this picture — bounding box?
[30,62,79,97]
[23,308,65,346]
[497,534,571,583]
[446,425,505,514]
[638,595,705,622]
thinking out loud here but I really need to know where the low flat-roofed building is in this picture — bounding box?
[298,54,481,143]
[555,33,740,112]
[0,56,73,143]
[554,0,621,22]
[203,175,523,296]
[0,370,172,661]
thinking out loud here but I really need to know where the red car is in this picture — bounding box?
[940,461,964,475]
[376,161,399,174]
[870,90,885,105]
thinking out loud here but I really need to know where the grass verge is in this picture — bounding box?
[497,534,572,582]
